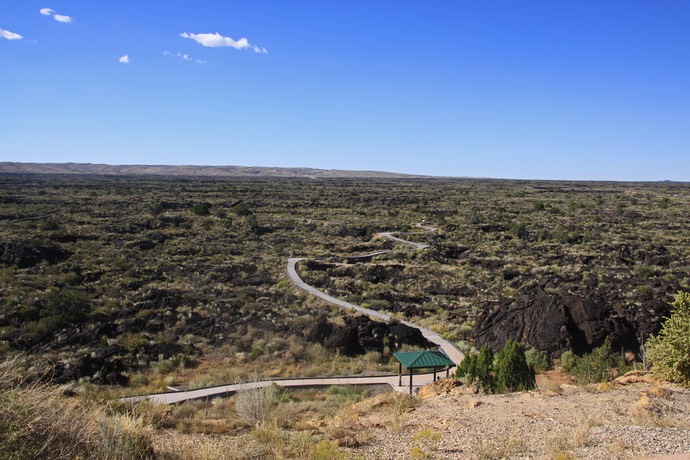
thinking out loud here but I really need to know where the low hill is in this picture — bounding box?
[0,162,424,179]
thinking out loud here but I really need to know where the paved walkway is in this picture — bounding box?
[287,226,463,367]
[124,224,463,404]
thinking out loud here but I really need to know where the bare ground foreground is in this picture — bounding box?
[352,371,690,460]
[146,371,690,460]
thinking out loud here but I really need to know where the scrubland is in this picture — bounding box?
[1,173,689,458]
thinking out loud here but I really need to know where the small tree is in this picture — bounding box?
[647,292,690,386]
[476,346,495,392]
[494,340,535,393]
[456,346,495,392]
[455,353,478,384]
[456,343,533,393]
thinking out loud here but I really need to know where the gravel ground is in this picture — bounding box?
[351,373,690,460]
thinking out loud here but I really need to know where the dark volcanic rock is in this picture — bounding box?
[306,315,435,356]
[0,241,72,268]
[388,322,435,350]
[475,285,652,357]
[324,323,366,356]
[474,288,570,356]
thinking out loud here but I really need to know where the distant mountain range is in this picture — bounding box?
[0,162,425,179]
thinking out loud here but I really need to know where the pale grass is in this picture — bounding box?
[0,358,156,459]
[546,417,599,458]
[476,428,527,459]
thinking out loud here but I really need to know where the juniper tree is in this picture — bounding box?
[647,291,690,386]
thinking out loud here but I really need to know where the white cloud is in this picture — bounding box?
[119,54,130,64]
[180,32,266,53]
[53,14,73,23]
[39,8,55,16]
[0,28,23,40]
[163,50,205,64]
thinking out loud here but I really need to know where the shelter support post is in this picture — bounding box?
[409,369,413,395]
[398,362,402,386]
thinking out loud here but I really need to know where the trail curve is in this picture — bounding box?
[123,224,463,404]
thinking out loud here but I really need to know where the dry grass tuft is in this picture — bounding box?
[0,358,157,459]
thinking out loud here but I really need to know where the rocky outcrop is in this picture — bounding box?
[306,315,434,356]
[474,285,668,357]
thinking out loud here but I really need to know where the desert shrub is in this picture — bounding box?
[525,348,551,373]
[232,203,252,216]
[309,440,349,460]
[39,288,91,331]
[509,222,529,240]
[494,340,535,393]
[566,338,630,385]
[245,214,260,233]
[96,414,155,460]
[413,428,441,443]
[324,385,370,409]
[234,383,279,426]
[457,342,534,393]
[455,351,478,383]
[475,346,495,392]
[191,203,210,216]
[409,445,429,459]
[647,291,690,386]
[0,359,156,459]
[148,202,163,216]
[456,346,493,387]
[40,219,60,230]
[560,350,578,372]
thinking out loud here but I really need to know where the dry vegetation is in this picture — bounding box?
[1,173,690,458]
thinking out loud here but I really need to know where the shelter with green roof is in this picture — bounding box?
[393,350,456,394]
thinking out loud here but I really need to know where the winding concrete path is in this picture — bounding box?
[124,224,463,404]
[287,225,464,367]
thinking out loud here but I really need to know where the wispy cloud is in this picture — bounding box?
[53,14,73,24]
[40,8,73,23]
[180,32,267,53]
[163,50,206,64]
[0,28,23,40]
[119,54,130,64]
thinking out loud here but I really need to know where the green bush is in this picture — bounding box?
[560,350,578,372]
[647,291,690,386]
[456,342,534,393]
[475,346,495,392]
[525,348,551,373]
[39,288,91,331]
[191,202,210,216]
[232,203,252,216]
[309,440,349,460]
[324,385,370,408]
[455,351,477,383]
[494,340,535,393]
[565,338,630,385]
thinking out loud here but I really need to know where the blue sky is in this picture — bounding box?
[1,1,689,180]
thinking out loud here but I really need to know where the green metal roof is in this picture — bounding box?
[393,350,455,369]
